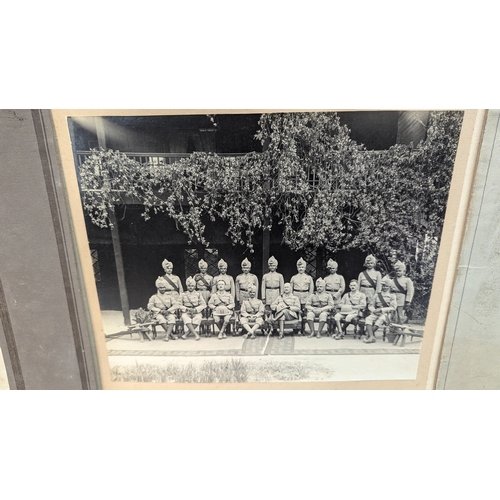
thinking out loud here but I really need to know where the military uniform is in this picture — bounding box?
[290,273,314,305]
[357,269,382,306]
[365,290,397,327]
[179,290,207,326]
[212,274,235,299]
[161,273,184,296]
[194,272,213,306]
[270,294,301,322]
[208,291,235,319]
[147,292,180,325]
[324,273,346,306]
[334,290,367,324]
[390,276,414,322]
[240,297,265,327]
[261,271,284,306]
[235,272,259,304]
[305,291,334,322]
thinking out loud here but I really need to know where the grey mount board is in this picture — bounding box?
[437,110,500,389]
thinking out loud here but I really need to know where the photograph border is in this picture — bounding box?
[50,109,486,389]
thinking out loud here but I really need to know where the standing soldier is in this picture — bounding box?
[290,257,314,309]
[194,259,213,316]
[324,259,346,309]
[261,256,284,306]
[261,255,284,330]
[305,277,334,338]
[235,258,259,308]
[161,259,183,296]
[212,259,235,300]
[363,276,397,343]
[390,260,414,323]
[179,276,207,341]
[147,277,181,342]
[357,254,382,307]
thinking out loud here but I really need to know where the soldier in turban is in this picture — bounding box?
[390,261,414,323]
[160,259,183,296]
[212,259,235,300]
[147,277,181,341]
[235,258,259,307]
[324,259,346,308]
[261,256,284,307]
[363,276,397,343]
[357,254,382,307]
[178,277,207,340]
[194,259,213,316]
[290,257,314,308]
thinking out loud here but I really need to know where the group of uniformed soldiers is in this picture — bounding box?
[147,254,414,344]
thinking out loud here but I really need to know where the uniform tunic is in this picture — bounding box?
[290,273,314,305]
[389,275,414,323]
[324,273,346,306]
[357,269,382,306]
[261,271,284,305]
[240,298,265,326]
[334,291,367,323]
[147,292,180,324]
[194,272,213,305]
[365,291,397,327]
[212,274,235,299]
[235,272,259,303]
[208,291,235,320]
[305,292,334,321]
[180,290,207,325]
[270,294,301,322]
[161,273,184,295]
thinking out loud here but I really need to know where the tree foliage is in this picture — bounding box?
[79,111,464,316]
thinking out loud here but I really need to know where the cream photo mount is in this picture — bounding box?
[51,109,486,389]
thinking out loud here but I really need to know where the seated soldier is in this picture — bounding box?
[179,276,207,341]
[239,284,265,339]
[147,277,180,342]
[333,280,367,340]
[270,282,302,340]
[208,279,235,340]
[212,259,235,299]
[305,277,334,338]
[364,276,397,343]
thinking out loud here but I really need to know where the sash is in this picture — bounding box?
[156,293,174,310]
[377,293,390,308]
[183,293,198,308]
[393,277,406,295]
[348,293,356,306]
[196,274,211,289]
[362,271,376,289]
[245,300,259,314]
[164,275,179,292]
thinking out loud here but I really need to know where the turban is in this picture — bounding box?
[198,259,208,269]
[316,277,325,287]
[268,256,278,266]
[393,260,406,272]
[247,284,257,293]
[327,259,338,269]
[162,259,173,271]
[186,276,196,287]
[297,257,307,267]
[156,277,168,288]
[218,259,227,268]
[241,258,251,268]
[381,275,392,286]
[364,255,377,266]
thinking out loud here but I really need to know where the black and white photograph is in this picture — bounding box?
[61,110,466,386]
